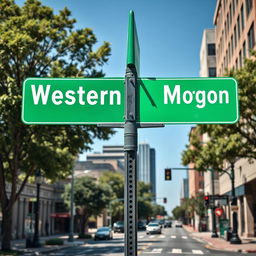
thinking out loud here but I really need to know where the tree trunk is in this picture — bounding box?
[1,207,13,251]
[80,215,89,235]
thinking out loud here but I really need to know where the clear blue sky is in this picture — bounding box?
[17,0,217,214]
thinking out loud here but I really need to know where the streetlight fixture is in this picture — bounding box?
[229,162,241,244]
[32,169,43,247]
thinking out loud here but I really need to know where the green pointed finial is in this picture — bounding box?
[126,10,140,75]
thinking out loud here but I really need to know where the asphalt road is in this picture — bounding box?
[47,226,245,256]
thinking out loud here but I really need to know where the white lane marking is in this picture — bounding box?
[149,235,155,238]
[159,235,165,239]
[170,235,176,238]
[145,248,163,254]
[182,236,188,239]
[192,250,204,254]
[171,249,182,254]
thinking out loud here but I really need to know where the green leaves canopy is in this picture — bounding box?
[0,0,113,250]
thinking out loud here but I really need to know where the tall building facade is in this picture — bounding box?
[138,143,156,198]
[213,0,256,237]
[214,0,256,75]
[200,29,216,77]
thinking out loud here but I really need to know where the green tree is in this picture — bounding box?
[63,176,111,234]
[99,172,124,223]
[172,205,185,220]
[182,52,256,170]
[0,0,112,250]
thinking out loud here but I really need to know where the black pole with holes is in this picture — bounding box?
[124,65,138,256]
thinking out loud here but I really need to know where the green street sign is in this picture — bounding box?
[126,10,140,75]
[22,78,124,124]
[22,77,239,124]
[138,78,239,124]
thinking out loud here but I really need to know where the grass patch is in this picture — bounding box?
[45,238,64,245]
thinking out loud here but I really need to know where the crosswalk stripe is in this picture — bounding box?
[145,248,163,254]
[182,236,188,239]
[170,235,176,238]
[159,235,165,239]
[192,250,204,254]
[171,249,182,254]
[149,235,155,238]
[139,235,144,239]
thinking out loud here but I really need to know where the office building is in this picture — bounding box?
[138,143,156,198]
[214,0,256,75]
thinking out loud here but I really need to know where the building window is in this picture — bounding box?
[208,67,216,77]
[247,23,255,53]
[229,4,232,25]
[233,0,236,14]
[237,15,241,39]
[199,181,204,189]
[207,43,216,55]
[228,42,231,63]
[234,26,237,48]
[243,41,246,59]
[235,58,238,69]
[239,50,242,67]
[227,13,230,31]
[246,0,253,17]
[241,5,245,30]
[231,34,234,55]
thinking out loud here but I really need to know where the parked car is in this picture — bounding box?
[94,227,113,240]
[175,220,183,228]
[113,221,124,233]
[138,220,146,230]
[165,220,172,227]
[146,222,162,235]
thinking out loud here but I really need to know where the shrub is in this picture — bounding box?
[78,233,92,239]
[45,238,64,245]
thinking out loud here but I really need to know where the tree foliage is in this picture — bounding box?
[0,0,112,250]
[63,176,111,234]
[99,172,124,223]
[182,52,256,170]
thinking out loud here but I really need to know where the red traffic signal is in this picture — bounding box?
[215,208,224,217]
[163,197,167,204]
[165,168,172,180]
[204,195,210,208]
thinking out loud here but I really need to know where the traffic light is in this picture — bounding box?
[165,168,172,180]
[204,196,210,208]
[163,197,167,203]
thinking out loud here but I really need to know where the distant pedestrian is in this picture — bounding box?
[45,221,49,236]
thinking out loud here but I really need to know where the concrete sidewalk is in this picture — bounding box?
[184,225,256,253]
[1,232,95,255]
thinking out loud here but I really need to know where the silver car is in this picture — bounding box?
[146,222,162,234]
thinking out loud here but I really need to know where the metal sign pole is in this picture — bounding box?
[124,65,138,256]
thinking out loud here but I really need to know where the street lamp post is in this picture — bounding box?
[68,167,75,242]
[211,169,218,238]
[229,162,241,244]
[32,169,43,247]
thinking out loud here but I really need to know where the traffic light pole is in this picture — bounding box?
[210,169,218,238]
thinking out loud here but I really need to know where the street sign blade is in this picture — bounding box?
[126,10,140,75]
[22,78,125,124]
[138,78,239,124]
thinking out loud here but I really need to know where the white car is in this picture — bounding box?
[175,221,183,228]
[146,222,162,234]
